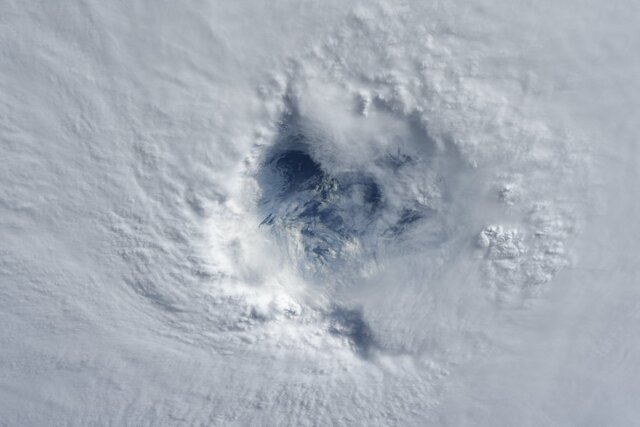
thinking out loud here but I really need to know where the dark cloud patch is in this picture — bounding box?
[328,306,375,357]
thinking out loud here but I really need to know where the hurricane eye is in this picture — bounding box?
[258,112,444,268]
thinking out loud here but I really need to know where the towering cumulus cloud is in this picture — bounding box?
[1,0,639,425]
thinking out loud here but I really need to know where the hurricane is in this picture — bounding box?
[2,1,639,425]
